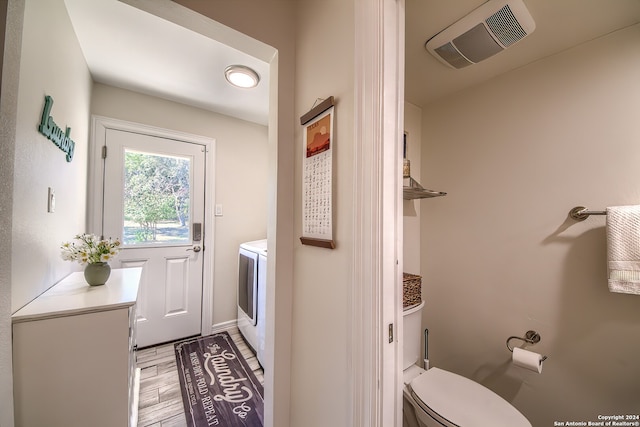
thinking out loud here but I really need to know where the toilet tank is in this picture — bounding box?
[403,300,425,370]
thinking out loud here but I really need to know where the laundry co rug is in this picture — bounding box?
[175,332,264,427]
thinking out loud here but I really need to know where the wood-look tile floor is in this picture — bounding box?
[136,328,264,427]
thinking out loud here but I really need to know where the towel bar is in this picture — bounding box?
[569,206,606,221]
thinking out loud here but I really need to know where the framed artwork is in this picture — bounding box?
[300,96,336,249]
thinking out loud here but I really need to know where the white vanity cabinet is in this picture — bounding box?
[12,267,142,427]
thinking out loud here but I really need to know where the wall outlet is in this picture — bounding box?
[47,187,55,213]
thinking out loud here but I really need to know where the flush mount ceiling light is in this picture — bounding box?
[224,65,260,88]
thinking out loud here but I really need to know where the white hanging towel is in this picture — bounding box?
[607,205,640,295]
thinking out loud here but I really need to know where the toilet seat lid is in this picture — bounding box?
[410,368,531,427]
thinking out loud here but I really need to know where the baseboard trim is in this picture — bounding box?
[210,319,238,334]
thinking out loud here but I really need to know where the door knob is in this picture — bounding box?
[187,246,202,253]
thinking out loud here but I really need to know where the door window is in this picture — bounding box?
[123,149,191,246]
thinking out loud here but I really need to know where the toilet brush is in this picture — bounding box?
[424,328,430,370]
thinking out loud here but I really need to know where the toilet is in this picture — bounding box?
[402,301,532,427]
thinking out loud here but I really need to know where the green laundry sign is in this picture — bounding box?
[38,95,75,162]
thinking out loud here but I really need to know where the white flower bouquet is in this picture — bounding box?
[61,233,121,265]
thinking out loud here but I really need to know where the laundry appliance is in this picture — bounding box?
[237,239,267,366]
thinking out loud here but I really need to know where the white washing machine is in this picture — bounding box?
[237,239,267,366]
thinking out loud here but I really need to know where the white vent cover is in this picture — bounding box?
[425,0,535,69]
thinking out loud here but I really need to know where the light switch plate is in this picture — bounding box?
[215,204,223,216]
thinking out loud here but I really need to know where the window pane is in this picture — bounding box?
[123,149,191,246]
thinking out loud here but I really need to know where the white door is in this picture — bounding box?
[102,128,206,348]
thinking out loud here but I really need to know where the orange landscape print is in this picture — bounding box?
[306,113,331,157]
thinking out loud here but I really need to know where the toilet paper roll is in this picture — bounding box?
[512,347,544,373]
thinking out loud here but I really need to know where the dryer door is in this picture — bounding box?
[238,247,258,325]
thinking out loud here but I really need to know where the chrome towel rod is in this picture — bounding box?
[569,206,606,221]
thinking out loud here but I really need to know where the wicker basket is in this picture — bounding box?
[403,273,422,308]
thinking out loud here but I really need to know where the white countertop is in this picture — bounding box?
[12,267,142,323]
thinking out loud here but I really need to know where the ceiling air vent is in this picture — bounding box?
[425,0,535,69]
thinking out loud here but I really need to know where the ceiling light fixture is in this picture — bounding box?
[224,65,260,88]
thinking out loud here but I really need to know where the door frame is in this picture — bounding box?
[353,0,405,425]
[88,115,216,338]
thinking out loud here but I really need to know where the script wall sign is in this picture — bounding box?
[38,95,75,162]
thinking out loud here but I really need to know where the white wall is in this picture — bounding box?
[1,0,92,422]
[11,0,93,313]
[90,83,269,324]
[290,0,354,425]
[420,24,640,426]
[0,0,22,423]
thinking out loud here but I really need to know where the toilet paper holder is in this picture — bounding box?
[506,330,548,361]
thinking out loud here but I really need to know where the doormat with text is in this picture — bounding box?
[175,332,264,427]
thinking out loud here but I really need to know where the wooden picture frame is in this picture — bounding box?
[300,97,336,249]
